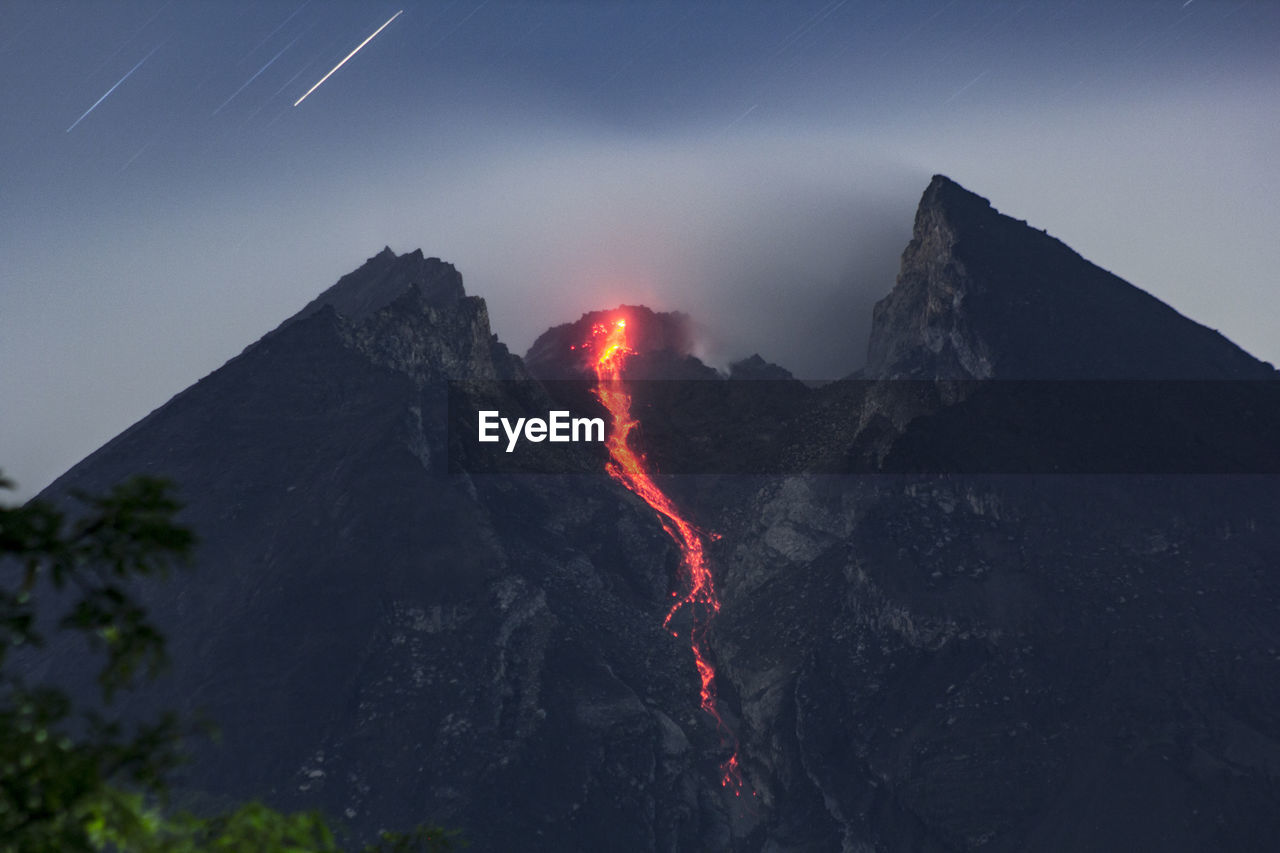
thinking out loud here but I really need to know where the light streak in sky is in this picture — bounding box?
[721,104,758,134]
[84,0,172,81]
[251,32,340,119]
[116,141,152,175]
[769,0,850,62]
[244,61,313,124]
[214,35,301,116]
[293,10,403,107]
[945,68,990,104]
[240,0,311,62]
[432,0,488,49]
[67,44,162,132]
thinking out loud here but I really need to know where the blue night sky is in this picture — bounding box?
[2,0,1277,498]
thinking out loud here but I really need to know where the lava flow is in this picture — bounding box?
[585,316,744,794]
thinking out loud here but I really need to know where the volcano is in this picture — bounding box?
[526,305,718,381]
[26,176,1280,851]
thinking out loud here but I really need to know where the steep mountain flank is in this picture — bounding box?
[866,176,1276,379]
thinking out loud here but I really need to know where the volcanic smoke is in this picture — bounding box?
[586,317,745,794]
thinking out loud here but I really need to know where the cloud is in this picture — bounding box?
[325,126,924,377]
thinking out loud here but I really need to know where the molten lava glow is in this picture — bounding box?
[587,317,745,794]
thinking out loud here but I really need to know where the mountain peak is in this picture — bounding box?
[865,177,1275,379]
[918,173,993,219]
[524,305,717,379]
[728,354,794,381]
[289,247,465,327]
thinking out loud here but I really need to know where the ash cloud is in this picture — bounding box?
[379,131,925,381]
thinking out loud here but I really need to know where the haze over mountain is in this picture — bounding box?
[28,177,1280,851]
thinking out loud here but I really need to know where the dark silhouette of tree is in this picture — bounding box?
[0,471,458,852]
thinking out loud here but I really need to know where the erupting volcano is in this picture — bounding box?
[583,316,745,794]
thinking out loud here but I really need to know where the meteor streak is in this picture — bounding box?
[240,0,311,62]
[293,9,403,107]
[67,44,161,132]
[214,35,300,116]
[587,317,747,795]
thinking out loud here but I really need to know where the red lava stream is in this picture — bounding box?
[585,316,745,794]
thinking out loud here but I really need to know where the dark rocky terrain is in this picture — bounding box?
[865,176,1276,380]
[28,176,1280,851]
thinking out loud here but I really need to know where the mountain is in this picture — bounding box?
[866,176,1276,380]
[34,250,730,850]
[525,305,719,380]
[28,177,1280,851]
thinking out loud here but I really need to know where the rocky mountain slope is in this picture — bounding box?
[29,177,1280,851]
[866,176,1275,380]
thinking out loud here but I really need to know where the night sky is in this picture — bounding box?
[3,0,1277,499]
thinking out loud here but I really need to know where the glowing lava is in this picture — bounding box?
[586,317,745,794]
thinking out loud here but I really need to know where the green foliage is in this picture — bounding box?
[361,826,464,853]
[86,799,339,852]
[1,473,191,851]
[0,472,459,853]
